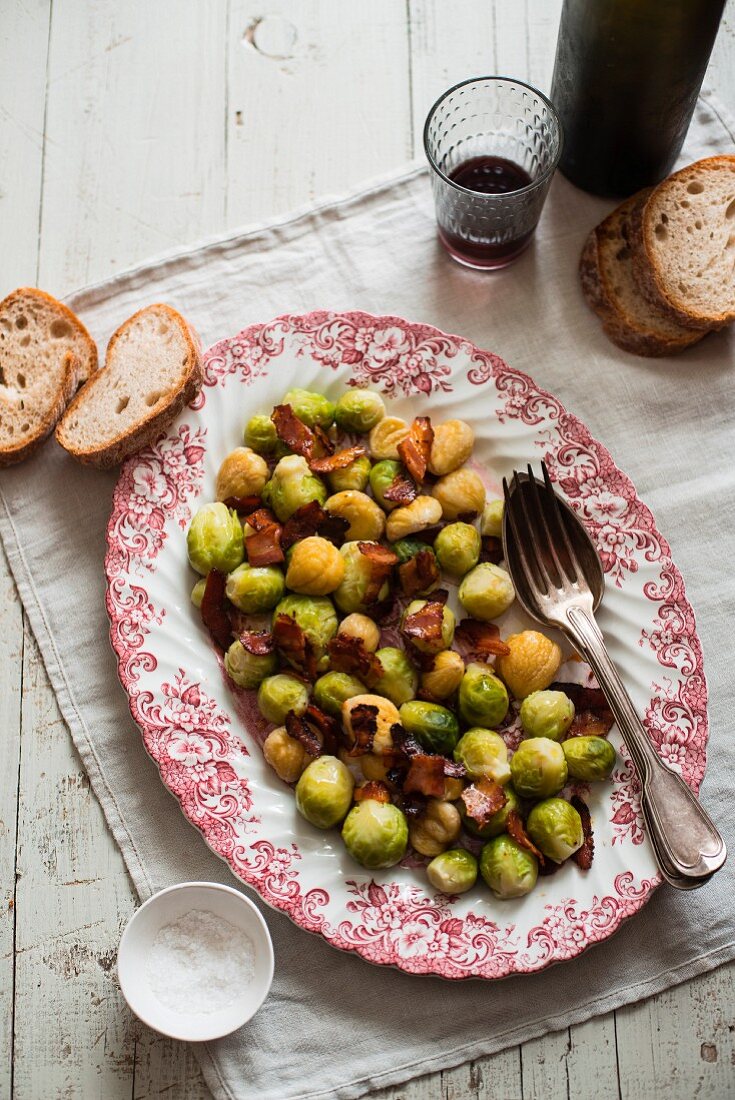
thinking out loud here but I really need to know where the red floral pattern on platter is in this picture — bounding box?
[105,310,708,980]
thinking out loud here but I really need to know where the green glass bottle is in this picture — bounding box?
[550,0,726,197]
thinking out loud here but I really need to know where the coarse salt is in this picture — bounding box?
[147,909,255,1014]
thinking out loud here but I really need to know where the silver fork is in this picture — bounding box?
[502,462,726,889]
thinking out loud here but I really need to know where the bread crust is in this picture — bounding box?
[1,287,99,383]
[0,351,78,467]
[55,304,203,468]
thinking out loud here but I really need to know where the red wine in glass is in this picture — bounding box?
[438,155,535,268]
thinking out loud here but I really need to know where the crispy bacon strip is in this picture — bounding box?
[357,541,399,604]
[200,570,232,650]
[454,618,511,659]
[568,710,615,738]
[328,634,382,682]
[272,613,317,680]
[383,471,418,506]
[243,507,284,566]
[239,629,274,655]
[285,710,322,758]
[302,703,341,756]
[309,444,366,474]
[281,500,349,549]
[271,404,318,459]
[348,703,379,756]
[550,682,612,719]
[506,810,545,866]
[460,779,507,829]
[400,598,445,648]
[479,535,504,565]
[397,416,434,484]
[312,424,335,456]
[354,781,392,804]
[571,795,594,870]
[222,495,262,514]
[403,754,446,798]
[398,549,440,598]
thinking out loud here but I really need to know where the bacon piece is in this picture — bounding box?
[309,444,366,474]
[357,541,399,604]
[404,753,446,798]
[383,471,418,506]
[222,495,263,514]
[354,781,392,804]
[397,549,440,597]
[328,634,382,682]
[400,598,445,648]
[548,682,614,739]
[460,779,507,829]
[243,507,284,566]
[200,570,233,650]
[271,403,318,459]
[397,416,434,484]
[348,703,379,756]
[479,535,504,565]
[568,710,615,738]
[312,424,335,456]
[571,795,594,870]
[280,500,349,549]
[272,613,317,680]
[506,810,545,866]
[285,710,323,758]
[239,629,274,655]
[246,507,279,532]
[454,618,511,660]
[302,703,341,756]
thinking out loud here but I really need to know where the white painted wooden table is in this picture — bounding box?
[2,3,734,1097]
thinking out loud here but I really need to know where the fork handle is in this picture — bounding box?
[563,605,726,881]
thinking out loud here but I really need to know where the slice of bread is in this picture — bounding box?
[580,192,707,357]
[0,288,98,466]
[631,155,735,330]
[56,303,202,468]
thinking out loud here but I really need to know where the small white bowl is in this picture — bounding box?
[117,881,274,1041]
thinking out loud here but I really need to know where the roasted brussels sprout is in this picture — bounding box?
[459,784,522,839]
[190,578,206,608]
[334,541,390,614]
[481,499,504,538]
[458,663,509,728]
[313,671,367,718]
[401,598,455,655]
[409,798,462,856]
[399,700,460,755]
[225,562,285,613]
[526,798,584,862]
[480,835,538,898]
[434,522,481,577]
[386,495,443,541]
[336,612,381,652]
[373,647,418,706]
[274,594,338,665]
[334,389,386,433]
[244,413,278,455]
[215,447,269,502]
[266,455,328,522]
[420,649,465,700]
[426,848,478,894]
[325,490,385,541]
[342,799,408,868]
[295,755,354,828]
[432,467,486,521]
[563,736,616,781]
[495,630,563,699]
[428,419,475,477]
[257,673,310,725]
[342,694,401,756]
[458,562,515,621]
[453,727,511,785]
[285,535,345,595]
[327,454,371,493]
[369,459,404,511]
[262,725,310,783]
[224,639,278,689]
[282,388,335,429]
[510,737,568,799]
[368,415,409,460]
[520,690,575,741]
[187,502,244,575]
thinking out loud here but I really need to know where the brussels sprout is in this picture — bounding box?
[341,799,408,868]
[458,562,515,621]
[391,537,436,564]
[334,541,390,614]
[274,594,338,665]
[313,671,367,718]
[369,459,404,511]
[453,727,511,785]
[372,647,418,706]
[225,563,285,613]
[426,849,478,894]
[327,454,371,493]
[459,784,522,839]
[480,835,538,898]
[283,388,335,429]
[399,700,460,755]
[510,737,568,799]
[187,502,244,575]
[224,639,278,689]
[190,578,207,608]
[334,389,386,433]
[562,736,616,781]
[526,798,584,862]
[458,663,509,728]
[520,690,575,741]
[295,755,354,829]
[481,499,504,538]
[434,522,481,577]
[266,455,328,522]
[244,413,279,455]
[401,599,455,655]
[257,673,310,725]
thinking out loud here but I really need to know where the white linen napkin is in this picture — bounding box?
[0,90,733,1100]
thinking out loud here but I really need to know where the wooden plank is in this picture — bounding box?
[225,0,412,225]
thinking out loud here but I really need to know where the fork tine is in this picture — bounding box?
[503,474,547,595]
[525,464,570,590]
[513,469,555,595]
[540,460,582,583]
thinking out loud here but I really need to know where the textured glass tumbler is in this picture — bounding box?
[424,77,563,270]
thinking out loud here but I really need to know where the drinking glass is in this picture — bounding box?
[424,76,563,269]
